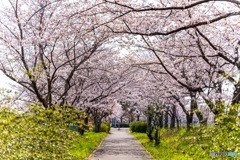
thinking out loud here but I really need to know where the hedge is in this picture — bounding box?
[130,121,147,133]
[0,105,85,159]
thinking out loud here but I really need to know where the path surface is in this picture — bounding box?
[90,128,151,160]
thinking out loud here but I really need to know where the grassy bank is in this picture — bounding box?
[132,129,192,160]
[70,132,107,159]
[132,127,240,160]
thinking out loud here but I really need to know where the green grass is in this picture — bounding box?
[70,131,107,160]
[132,129,193,160]
[132,127,240,160]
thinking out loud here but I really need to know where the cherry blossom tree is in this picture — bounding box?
[1,0,240,132]
[0,0,111,109]
[98,0,240,126]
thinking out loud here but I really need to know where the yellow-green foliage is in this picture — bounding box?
[0,105,106,159]
[100,122,111,133]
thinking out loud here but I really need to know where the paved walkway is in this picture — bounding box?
[90,128,151,160]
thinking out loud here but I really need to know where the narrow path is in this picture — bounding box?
[90,128,151,160]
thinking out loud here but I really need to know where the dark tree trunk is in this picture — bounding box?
[146,107,154,141]
[176,119,180,129]
[120,116,123,123]
[84,117,88,125]
[154,128,160,146]
[186,113,193,129]
[77,127,85,135]
[84,116,89,130]
[190,91,207,125]
[170,114,175,129]
[188,92,197,128]
[159,112,163,128]
[164,111,168,128]
[195,111,208,125]
[147,126,154,141]
[195,111,203,123]
[170,106,176,129]
[202,97,219,122]
[232,82,240,105]
[137,114,140,121]
[94,118,102,133]
[231,83,240,120]
[174,95,192,129]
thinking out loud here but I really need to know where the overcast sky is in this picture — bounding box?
[0,72,13,89]
[0,0,8,7]
[0,0,13,89]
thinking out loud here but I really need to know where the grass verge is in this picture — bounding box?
[70,131,107,160]
[132,129,192,160]
[132,127,240,160]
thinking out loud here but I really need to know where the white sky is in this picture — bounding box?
[0,72,14,89]
[0,0,9,7]
[0,0,14,89]
[0,0,10,89]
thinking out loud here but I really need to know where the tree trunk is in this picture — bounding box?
[186,113,193,129]
[147,125,154,141]
[174,96,191,128]
[195,111,208,125]
[232,82,240,105]
[154,128,160,146]
[176,119,180,129]
[170,114,175,129]
[146,107,154,141]
[77,127,85,135]
[164,111,168,128]
[170,106,176,129]
[231,83,240,120]
[84,116,89,130]
[202,97,220,122]
[188,92,196,128]
[159,112,163,128]
[137,114,140,121]
[94,119,101,133]
[190,91,207,125]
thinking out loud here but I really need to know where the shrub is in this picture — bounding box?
[130,121,147,133]
[100,122,111,133]
[120,123,130,128]
[0,105,85,159]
